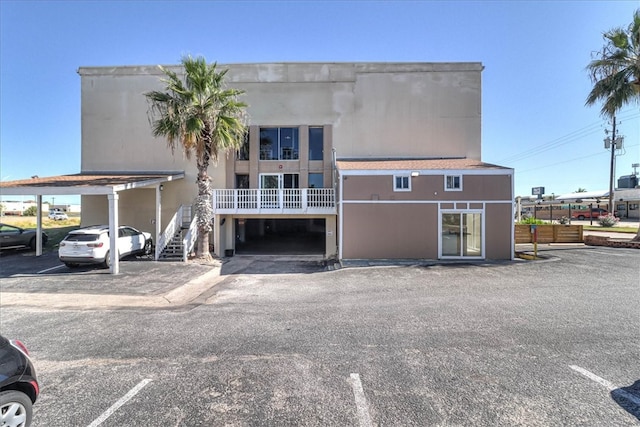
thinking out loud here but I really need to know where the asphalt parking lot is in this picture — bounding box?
[0,245,638,426]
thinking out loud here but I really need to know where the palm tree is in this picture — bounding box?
[586,9,640,116]
[146,56,247,259]
[586,9,640,241]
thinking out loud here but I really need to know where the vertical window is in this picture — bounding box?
[445,175,462,191]
[259,128,278,160]
[236,131,250,160]
[280,128,299,160]
[235,175,249,189]
[308,173,323,188]
[394,175,411,191]
[309,127,324,160]
[259,127,299,160]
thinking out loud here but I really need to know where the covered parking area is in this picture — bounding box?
[0,172,184,274]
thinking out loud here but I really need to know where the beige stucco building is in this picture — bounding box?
[77,62,514,261]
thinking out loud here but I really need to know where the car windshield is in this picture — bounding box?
[64,234,99,242]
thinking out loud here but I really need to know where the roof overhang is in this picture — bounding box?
[0,172,185,197]
[336,158,513,176]
[555,190,609,201]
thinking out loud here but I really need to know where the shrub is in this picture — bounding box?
[598,214,619,227]
[23,206,37,216]
[518,217,548,225]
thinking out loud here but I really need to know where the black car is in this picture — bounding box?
[0,223,48,251]
[0,335,39,427]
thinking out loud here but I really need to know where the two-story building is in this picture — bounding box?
[77,62,514,261]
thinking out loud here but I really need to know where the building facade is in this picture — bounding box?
[77,62,514,260]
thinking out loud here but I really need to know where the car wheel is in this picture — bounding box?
[578,215,585,220]
[0,390,33,427]
[103,250,111,268]
[28,237,36,251]
[143,239,152,255]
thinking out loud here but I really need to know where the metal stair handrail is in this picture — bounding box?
[156,205,184,260]
[182,214,198,261]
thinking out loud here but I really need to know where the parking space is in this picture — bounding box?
[1,246,638,425]
[0,248,217,296]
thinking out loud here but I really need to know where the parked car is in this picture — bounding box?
[0,335,39,427]
[48,211,68,220]
[571,208,608,220]
[58,225,153,268]
[0,223,48,250]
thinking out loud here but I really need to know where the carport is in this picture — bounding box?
[0,172,184,274]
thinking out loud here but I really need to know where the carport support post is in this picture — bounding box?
[108,193,120,274]
[36,194,43,256]
[155,185,162,261]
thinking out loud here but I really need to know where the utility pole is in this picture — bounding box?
[608,116,616,215]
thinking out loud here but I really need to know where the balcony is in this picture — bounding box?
[213,188,336,215]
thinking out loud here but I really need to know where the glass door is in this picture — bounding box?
[260,174,281,208]
[440,211,483,258]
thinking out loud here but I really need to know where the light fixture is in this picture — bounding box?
[411,171,420,177]
[159,184,164,191]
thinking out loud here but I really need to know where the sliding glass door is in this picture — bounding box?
[440,211,483,258]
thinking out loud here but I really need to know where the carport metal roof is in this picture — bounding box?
[0,172,184,196]
[0,172,185,274]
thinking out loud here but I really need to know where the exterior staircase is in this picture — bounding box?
[159,229,188,260]
[157,204,197,262]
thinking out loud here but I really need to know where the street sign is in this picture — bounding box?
[532,187,545,196]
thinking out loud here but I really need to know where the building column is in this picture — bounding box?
[155,185,162,260]
[35,194,43,256]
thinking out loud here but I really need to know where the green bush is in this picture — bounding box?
[517,217,548,225]
[23,206,37,216]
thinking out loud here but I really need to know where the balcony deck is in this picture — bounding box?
[213,188,336,215]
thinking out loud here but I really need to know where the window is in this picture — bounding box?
[309,127,324,160]
[445,175,462,191]
[236,131,249,160]
[394,175,411,191]
[308,173,323,189]
[236,175,249,189]
[259,127,299,160]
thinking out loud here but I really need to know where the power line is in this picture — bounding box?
[495,110,640,165]
[515,143,639,174]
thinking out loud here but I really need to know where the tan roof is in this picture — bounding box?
[336,158,509,171]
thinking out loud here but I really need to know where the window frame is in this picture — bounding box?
[259,127,299,161]
[393,175,411,192]
[444,174,463,192]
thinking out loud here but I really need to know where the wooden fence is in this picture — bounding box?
[515,224,583,244]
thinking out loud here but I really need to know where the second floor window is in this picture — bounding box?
[260,127,299,160]
[236,131,249,161]
[394,175,410,191]
[445,175,462,191]
[309,127,324,160]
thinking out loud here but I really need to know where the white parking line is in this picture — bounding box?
[349,373,373,427]
[37,265,66,274]
[569,365,640,406]
[87,379,152,427]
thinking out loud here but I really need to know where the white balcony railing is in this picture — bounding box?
[213,188,336,214]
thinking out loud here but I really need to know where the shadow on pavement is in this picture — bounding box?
[611,379,640,421]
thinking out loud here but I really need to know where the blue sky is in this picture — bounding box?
[1,0,638,204]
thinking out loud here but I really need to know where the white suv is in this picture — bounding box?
[59,225,152,268]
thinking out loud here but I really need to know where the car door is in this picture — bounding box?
[117,228,135,256]
[0,224,22,247]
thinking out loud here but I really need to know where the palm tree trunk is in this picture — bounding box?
[194,168,213,260]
